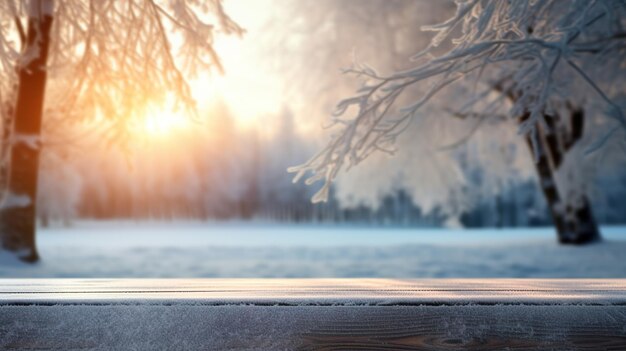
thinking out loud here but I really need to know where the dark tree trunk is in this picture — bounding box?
[0,4,53,263]
[520,113,600,245]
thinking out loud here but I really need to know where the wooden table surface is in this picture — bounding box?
[2,278,626,305]
[1,279,625,350]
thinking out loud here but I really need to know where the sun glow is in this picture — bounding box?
[126,0,280,138]
[142,110,189,136]
[187,0,282,128]
[131,102,195,139]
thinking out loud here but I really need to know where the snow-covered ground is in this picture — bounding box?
[1,221,625,278]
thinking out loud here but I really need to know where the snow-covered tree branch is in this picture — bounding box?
[0,0,243,135]
[292,0,625,243]
[293,0,625,199]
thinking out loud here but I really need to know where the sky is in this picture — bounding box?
[190,0,283,128]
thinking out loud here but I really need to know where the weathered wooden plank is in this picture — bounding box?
[1,279,625,350]
[1,305,625,350]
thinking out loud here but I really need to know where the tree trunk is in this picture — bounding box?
[0,0,54,263]
[520,113,600,244]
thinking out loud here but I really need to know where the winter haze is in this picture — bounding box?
[0,0,624,276]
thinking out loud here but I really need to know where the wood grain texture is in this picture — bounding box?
[299,306,626,350]
[1,279,625,350]
[1,278,626,305]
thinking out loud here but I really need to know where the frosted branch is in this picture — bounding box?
[291,0,626,202]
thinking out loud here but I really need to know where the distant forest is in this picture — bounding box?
[37,107,626,228]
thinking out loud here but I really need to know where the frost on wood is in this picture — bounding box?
[291,0,626,202]
[10,134,40,150]
[0,191,31,210]
[0,0,243,140]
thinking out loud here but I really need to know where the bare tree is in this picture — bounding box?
[292,0,626,244]
[0,0,242,262]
